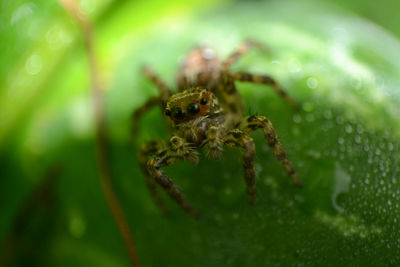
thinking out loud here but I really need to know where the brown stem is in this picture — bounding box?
[59,1,141,266]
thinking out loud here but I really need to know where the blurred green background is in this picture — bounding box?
[1,0,400,266]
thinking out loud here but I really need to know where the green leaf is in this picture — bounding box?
[1,1,400,266]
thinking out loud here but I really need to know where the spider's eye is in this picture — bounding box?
[165,110,171,116]
[200,98,207,105]
[173,108,185,119]
[187,103,200,115]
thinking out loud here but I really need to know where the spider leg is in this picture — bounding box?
[131,66,172,143]
[147,136,200,218]
[213,67,244,119]
[232,72,299,108]
[222,39,270,68]
[216,80,244,119]
[223,129,256,203]
[142,65,171,103]
[131,96,161,143]
[241,115,302,186]
[216,40,270,119]
[139,140,169,215]
[204,126,224,159]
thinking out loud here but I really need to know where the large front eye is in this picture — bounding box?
[187,103,200,115]
[173,107,185,119]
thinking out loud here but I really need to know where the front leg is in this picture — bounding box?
[224,129,256,203]
[147,136,200,218]
[204,126,223,159]
[139,140,169,215]
[241,115,302,186]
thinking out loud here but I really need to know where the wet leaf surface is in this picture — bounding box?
[1,1,400,266]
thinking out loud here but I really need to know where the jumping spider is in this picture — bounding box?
[133,40,302,218]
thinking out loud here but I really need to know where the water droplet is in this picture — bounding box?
[46,25,72,50]
[336,116,344,124]
[355,136,361,143]
[332,163,351,212]
[338,137,344,145]
[11,3,35,25]
[288,58,302,73]
[306,77,318,89]
[293,114,302,123]
[388,143,393,151]
[345,124,353,134]
[307,150,321,159]
[356,125,364,134]
[25,54,42,75]
[79,0,96,15]
[324,110,333,119]
[263,176,278,189]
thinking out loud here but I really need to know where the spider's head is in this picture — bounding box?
[164,87,221,124]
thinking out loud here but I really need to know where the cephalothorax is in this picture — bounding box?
[133,40,302,217]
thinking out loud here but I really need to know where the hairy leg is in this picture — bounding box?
[204,125,224,159]
[222,39,270,68]
[139,140,169,215]
[142,65,171,103]
[146,136,199,218]
[241,115,302,186]
[216,79,244,119]
[232,72,299,108]
[131,66,172,143]
[131,96,161,143]
[215,68,244,118]
[216,40,270,118]
[224,129,256,203]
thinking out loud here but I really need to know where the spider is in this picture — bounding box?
[133,40,302,218]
